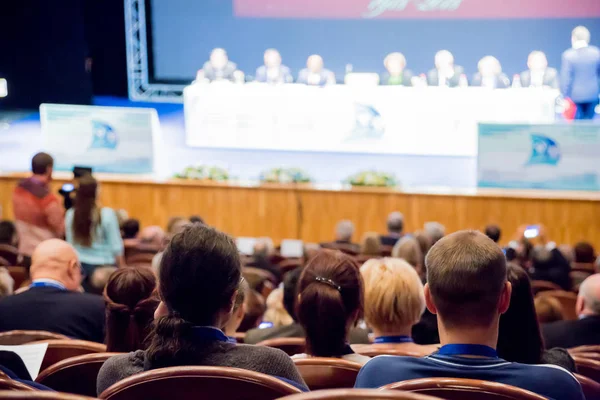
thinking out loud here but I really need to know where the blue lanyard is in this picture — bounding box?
[226,336,238,344]
[374,335,414,344]
[437,344,498,358]
[30,281,66,291]
[189,326,229,343]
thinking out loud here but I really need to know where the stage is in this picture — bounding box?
[1,172,599,249]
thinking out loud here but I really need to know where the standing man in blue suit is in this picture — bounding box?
[561,26,600,120]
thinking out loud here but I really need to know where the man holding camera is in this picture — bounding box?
[12,152,65,256]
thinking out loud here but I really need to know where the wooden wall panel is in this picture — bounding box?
[1,174,599,249]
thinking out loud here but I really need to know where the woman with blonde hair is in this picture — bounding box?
[357,258,437,356]
[360,232,381,257]
[263,287,294,328]
[392,236,424,279]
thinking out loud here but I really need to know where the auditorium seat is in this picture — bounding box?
[382,378,547,399]
[535,290,578,320]
[573,357,600,384]
[6,266,29,290]
[0,379,35,392]
[0,244,21,266]
[0,256,10,267]
[0,331,69,345]
[574,373,600,400]
[293,358,362,390]
[277,388,440,399]
[570,345,600,355]
[0,392,97,399]
[98,366,302,400]
[123,243,160,261]
[381,245,394,257]
[35,353,120,397]
[124,253,155,267]
[355,254,379,264]
[256,337,306,356]
[570,268,594,292]
[278,259,302,275]
[33,340,107,372]
[531,280,562,295]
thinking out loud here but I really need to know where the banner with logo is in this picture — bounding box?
[40,104,159,174]
[234,0,600,19]
[478,123,600,191]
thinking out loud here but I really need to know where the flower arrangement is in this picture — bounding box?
[174,165,230,181]
[259,167,312,184]
[345,170,398,187]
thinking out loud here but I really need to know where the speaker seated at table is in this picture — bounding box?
[297,55,336,86]
[255,49,293,84]
[197,48,240,83]
[381,52,413,86]
[472,56,510,89]
[520,51,559,89]
[426,50,465,87]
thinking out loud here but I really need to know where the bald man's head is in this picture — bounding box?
[578,274,600,316]
[31,239,81,291]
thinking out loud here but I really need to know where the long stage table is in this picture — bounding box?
[184,84,559,157]
[1,173,599,249]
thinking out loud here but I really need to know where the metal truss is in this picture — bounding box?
[125,0,186,102]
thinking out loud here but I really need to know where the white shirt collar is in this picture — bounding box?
[573,40,589,50]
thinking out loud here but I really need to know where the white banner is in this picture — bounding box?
[184,83,558,157]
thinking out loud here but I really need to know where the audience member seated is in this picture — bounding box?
[12,152,65,257]
[138,226,165,248]
[392,236,425,280]
[65,176,124,292]
[498,263,575,371]
[96,224,307,394]
[380,212,404,247]
[358,258,437,356]
[246,237,282,282]
[543,274,600,349]
[359,232,381,258]
[0,350,52,390]
[413,231,432,259]
[103,267,159,352]
[535,295,565,324]
[423,222,445,246]
[484,224,501,243]
[0,267,14,298]
[320,220,360,254]
[121,219,140,241]
[355,230,584,399]
[0,239,105,342]
[0,220,22,264]
[223,277,248,342]
[292,250,371,365]
[574,242,596,268]
[189,215,205,225]
[530,245,572,291]
[237,288,266,332]
[151,218,188,274]
[263,287,294,329]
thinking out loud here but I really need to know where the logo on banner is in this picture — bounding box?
[89,120,118,150]
[527,134,560,166]
[364,0,463,18]
[351,103,385,139]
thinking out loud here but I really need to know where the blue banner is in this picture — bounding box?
[478,123,600,191]
[40,104,158,174]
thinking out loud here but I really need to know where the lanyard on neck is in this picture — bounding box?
[30,280,66,291]
[437,344,498,358]
[374,335,413,344]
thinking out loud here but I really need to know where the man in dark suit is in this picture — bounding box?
[245,268,370,344]
[520,51,559,89]
[561,26,600,120]
[472,56,510,89]
[0,239,105,343]
[543,274,600,349]
[381,52,413,86]
[380,211,404,247]
[297,54,336,86]
[197,48,240,82]
[427,50,465,87]
[320,220,360,254]
[255,49,293,84]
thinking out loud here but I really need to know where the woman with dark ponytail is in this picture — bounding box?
[97,224,306,395]
[103,267,159,352]
[293,250,370,365]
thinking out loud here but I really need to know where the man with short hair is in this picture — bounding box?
[255,49,293,84]
[543,274,600,349]
[320,220,360,254]
[0,239,105,342]
[381,52,413,86]
[484,224,501,243]
[561,26,600,120]
[520,51,559,89]
[297,54,336,86]
[246,237,281,282]
[12,153,64,256]
[0,221,18,248]
[424,221,445,245]
[356,230,584,399]
[380,212,404,247]
[427,50,465,87]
